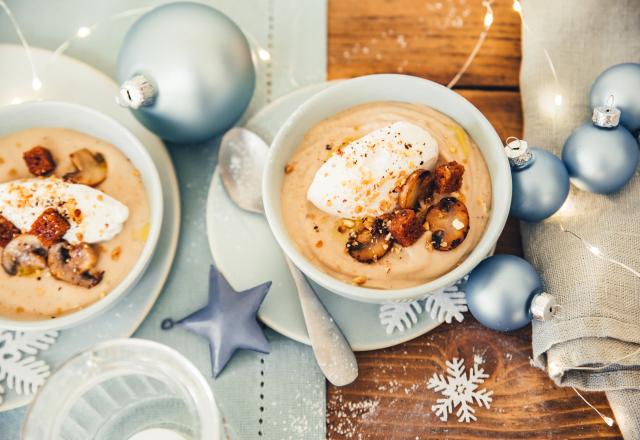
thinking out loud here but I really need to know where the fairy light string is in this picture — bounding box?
[447,0,494,89]
[0,0,41,91]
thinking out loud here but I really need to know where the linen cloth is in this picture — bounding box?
[0,1,327,439]
[520,1,640,438]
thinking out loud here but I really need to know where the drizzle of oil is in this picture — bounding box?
[134,222,150,241]
[450,125,471,158]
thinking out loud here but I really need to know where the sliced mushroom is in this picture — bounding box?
[346,217,393,263]
[2,234,48,276]
[63,149,107,187]
[48,242,103,288]
[398,169,434,210]
[426,197,470,251]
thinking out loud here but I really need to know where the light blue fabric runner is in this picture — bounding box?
[0,1,327,438]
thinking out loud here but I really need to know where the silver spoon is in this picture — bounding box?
[218,127,358,386]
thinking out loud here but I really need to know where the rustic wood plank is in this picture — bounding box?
[328,0,522,88]
[327,319,621,439]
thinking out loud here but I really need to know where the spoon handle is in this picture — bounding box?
[285,258,358,386]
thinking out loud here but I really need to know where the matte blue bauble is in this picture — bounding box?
[510,147,570,222]
[562,123,638,194]
[117,2,255,143]
[590,63,640,133]
[466,255,547,332]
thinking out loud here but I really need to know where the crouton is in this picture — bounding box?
[29,208,70,247]
[386,209,425,247]
[434,161,465,194]
[0,215,20,247]
[23,146,56,176]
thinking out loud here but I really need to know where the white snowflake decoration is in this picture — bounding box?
[378,278,467,334]
[0,330,58,404]
[379,301,423,335]
[427,356,493,423]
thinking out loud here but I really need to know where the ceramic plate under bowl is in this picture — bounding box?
[207,82,444,351]
[0,45,179,411]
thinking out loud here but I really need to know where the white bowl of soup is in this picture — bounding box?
[263,74,510,304]
[0,101,162,329]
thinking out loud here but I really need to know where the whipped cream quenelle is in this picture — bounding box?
[281,102,492,289]
[307,122,438,218]
[0,177,129,244]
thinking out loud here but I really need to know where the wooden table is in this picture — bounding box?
[325,1,622,438]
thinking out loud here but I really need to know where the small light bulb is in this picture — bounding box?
[258,48,271,61]
[589,245,602,256]
[76,26,91,38]
[484,12,494,27]
[604,416,615,427]
[512,1,522,13]
[31,77,42,91]
[554,94,563,106]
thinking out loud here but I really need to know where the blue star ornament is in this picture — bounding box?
[174,265,271,377]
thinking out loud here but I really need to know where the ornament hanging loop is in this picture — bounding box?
[118,74,157,109]
[530,292,557,322]
[592,94,621,128]
[504,137,533,168]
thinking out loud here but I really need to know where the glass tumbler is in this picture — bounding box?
[22,339,221,440]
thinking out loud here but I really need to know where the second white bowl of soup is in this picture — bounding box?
[263,74,510,304]
[0,101,162,330]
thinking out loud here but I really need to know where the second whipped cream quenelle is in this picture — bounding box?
[307,121,439,219]
[281,102,492,290]
[0,177,129,244]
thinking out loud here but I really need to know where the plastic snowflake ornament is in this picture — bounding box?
[0,330,58,405]
[427,356,493,423]
[379,278,467,335]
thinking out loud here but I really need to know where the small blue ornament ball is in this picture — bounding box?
[562,122,638,194]
[117,2,256,144]
[466,255,548,332]
[507,142,570,222]
[590,63,640,133]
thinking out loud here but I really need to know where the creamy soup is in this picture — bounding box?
[0,128,149,320]
[281,102,492,289]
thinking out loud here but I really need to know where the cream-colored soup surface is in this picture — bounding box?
[281,102,492,289]
[0,128,149,320]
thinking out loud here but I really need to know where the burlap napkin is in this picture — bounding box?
[520,1,640,438]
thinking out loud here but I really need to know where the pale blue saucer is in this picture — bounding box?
[206,83,442,351]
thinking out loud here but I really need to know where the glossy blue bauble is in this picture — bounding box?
[510,147,570,222]
[117,2,255,144]
[466,254,542,332]
[562,123,638,194]
[590,63,640,133]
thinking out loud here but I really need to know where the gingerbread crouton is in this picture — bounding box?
[0,214,20,247]
[386,209,425,247]
[434,161,465,194]
[23,146,56,176]
[29,208,70,247]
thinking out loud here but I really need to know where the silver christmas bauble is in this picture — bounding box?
[590,63,640,133]
[505,139,570,223]
[562,105,638,194]
[117,2,256,144]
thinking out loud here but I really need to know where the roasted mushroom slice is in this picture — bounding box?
[426,197,470,251]
[346,218,393,263]
[48,242,104,288]
[398,169,434,210]
[387,209,425,247]
[63,148,107,187]
[2,234,48,276]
